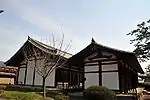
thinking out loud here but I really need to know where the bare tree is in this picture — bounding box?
[23,34,71,98]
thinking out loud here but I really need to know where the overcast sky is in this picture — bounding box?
[0,0,150,70]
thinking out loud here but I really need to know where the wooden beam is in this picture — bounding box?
[84,58,118,63]
[16,66,20,84]
[60,67,84,73]
[88,55,112,61]
[85,71,99,73]
[85,70,118,73]
[101,61,118,65]
[32,59,36,86]
[85,61,118,66]
[68,65,71,86]
[24,62,28,85]
[99,62,102,86]
[102,70,118,73]
[85,63,99,66]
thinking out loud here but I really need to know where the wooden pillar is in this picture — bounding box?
[78,71,80,87]
[32,67,36,86]
[68,65,71,88]
[118,62,122,93]
[16,65,20,84]
[82,64,85,89]
[99,62,102,86]
[24,62,28,85]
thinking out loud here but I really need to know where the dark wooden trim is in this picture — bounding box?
[68,65,71,87]
[82,64,85,89]
[102,70,118,73]
[88,54,112,61]
[85,71,99,73]
[118,62,123,93]
[85,63,99,66]
[32,67,36,86]
[99,62,102,85]
[85,70,118,73]
[60,67,84,73]
[24,62,28,85]
[19,63,26,66]
[84,61,118,66]
[101,61,118,65]
[19,66,26,68]
[84,58,118,63]
[16,66,20,84]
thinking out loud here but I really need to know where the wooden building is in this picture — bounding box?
[0,61,17,84]
[68,38,144,93]
[5,37,144,93]
[5,37,72,88]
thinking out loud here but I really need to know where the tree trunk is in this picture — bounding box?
[42,77,46,98]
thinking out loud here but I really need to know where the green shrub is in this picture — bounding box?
[0,85,6,94]
[0,85,6,90]
[84,85,115,100]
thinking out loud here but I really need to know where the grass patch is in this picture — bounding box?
[0,91,45,100]
[36,91,69,100]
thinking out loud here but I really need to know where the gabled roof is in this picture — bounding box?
[68,38,144,74]
[5,36,73,67]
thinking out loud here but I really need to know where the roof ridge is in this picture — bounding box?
[92,38,134,54]
[28,36,73,55]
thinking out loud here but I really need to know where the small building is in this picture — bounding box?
[0,61,17,84]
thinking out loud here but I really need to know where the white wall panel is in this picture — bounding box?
[26,61,34,85]
[102,72,119,90]
[34,72,42,85]
[102,64,118,71]
[45,69,56,86]
[85,65,99,72]
[85,73,99,88]
[18,68,25,84]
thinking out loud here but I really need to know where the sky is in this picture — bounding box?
[0,0,150,70]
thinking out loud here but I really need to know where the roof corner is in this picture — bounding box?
[91,38,96,44]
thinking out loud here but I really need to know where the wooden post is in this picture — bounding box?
[118,62,123,93]
[16,65,20,84]
[99,62,102,86]
[68,65,71,88]
[82,64,85,89]
[24,62,28,85]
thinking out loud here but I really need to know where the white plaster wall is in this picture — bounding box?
[85,62,98,66]
[85,65,99,72]
[18,68,25,84]
[26,61,34,85]
[34,72,42,85]
[45,69,55,86]
[85,73,99,88]
[102,64,118,71]
[34,65,56,87]
[102,72,119,90]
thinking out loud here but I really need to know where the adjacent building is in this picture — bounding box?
[5,37,144,93]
